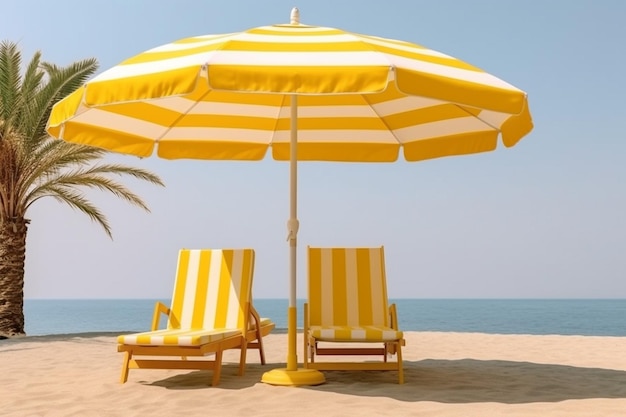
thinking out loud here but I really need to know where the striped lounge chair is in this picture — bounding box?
[304,246,405,383]
[117,248,275,386]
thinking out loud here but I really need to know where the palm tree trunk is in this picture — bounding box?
[0,217,29,338]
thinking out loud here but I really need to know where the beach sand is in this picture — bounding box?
[2,331,626,416]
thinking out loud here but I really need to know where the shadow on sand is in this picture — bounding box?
[306,359,626,404]
[147,359,626,404]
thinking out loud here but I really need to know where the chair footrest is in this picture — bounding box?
[306,362,400,371]
[130,359,217,370]
[316,347,385,355]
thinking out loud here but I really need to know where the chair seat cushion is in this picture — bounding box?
[118,328,241,347]
[309,325,403,342]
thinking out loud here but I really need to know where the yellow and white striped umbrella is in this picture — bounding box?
[46,8,533,386]
[47,9,532,162]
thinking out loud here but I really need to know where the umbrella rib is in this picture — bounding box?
[455,105,502,134]
[363,92,504,152]
[153,88,214,144]
[268,94,292,150]
[361,93,402,146]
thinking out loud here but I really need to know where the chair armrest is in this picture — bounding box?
[389,303,399,330]
[387,303,404,354]
[303,303,310,334]
[249,303,262,328]
[151,301,171,331]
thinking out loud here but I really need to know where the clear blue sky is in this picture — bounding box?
[5,0,626,299]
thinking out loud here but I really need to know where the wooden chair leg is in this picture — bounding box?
[249,305,267,365]
[120,351,131,384]
[303,334,309,368]
[311,341,317,363]
[256,330,266,365]
[238,341,248,376]
[303,303,310,368]
[212,350,224,386]
[396,342,404,384]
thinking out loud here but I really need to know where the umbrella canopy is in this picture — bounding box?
[46,8,533,386]
[47,10,531,162]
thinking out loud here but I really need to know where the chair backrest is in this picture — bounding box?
[307,246,389,327]
[167,248,255,330]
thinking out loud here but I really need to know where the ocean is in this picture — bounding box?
[22,299,626,337]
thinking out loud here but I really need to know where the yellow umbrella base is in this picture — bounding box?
[261,367,326,386]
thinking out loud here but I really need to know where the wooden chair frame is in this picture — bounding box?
[117,249,275,386]
[303,246,405,383]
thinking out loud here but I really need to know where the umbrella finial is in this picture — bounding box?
[290,7,300,25]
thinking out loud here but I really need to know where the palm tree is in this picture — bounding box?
[0,40,164,338]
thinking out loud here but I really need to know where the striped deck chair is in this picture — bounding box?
[117,248,275,386]
[304,246,405,383]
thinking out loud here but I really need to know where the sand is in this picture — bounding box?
[2,331,626,416]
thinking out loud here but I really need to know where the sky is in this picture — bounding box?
[4,0,626,299]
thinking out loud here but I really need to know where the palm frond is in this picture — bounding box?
[0,40,23,140]
[81,163,165,186]
[41,185,112,238]
[7,140,95,213]
[27,171,152,213]
[1,41,163,240]
[0,135,20,218]
[29,58,98,145]
[21,140,103,185]
[18,51,45,153]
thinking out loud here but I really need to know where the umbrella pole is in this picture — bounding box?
[261,95,325,386]
[287,93,299,372]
